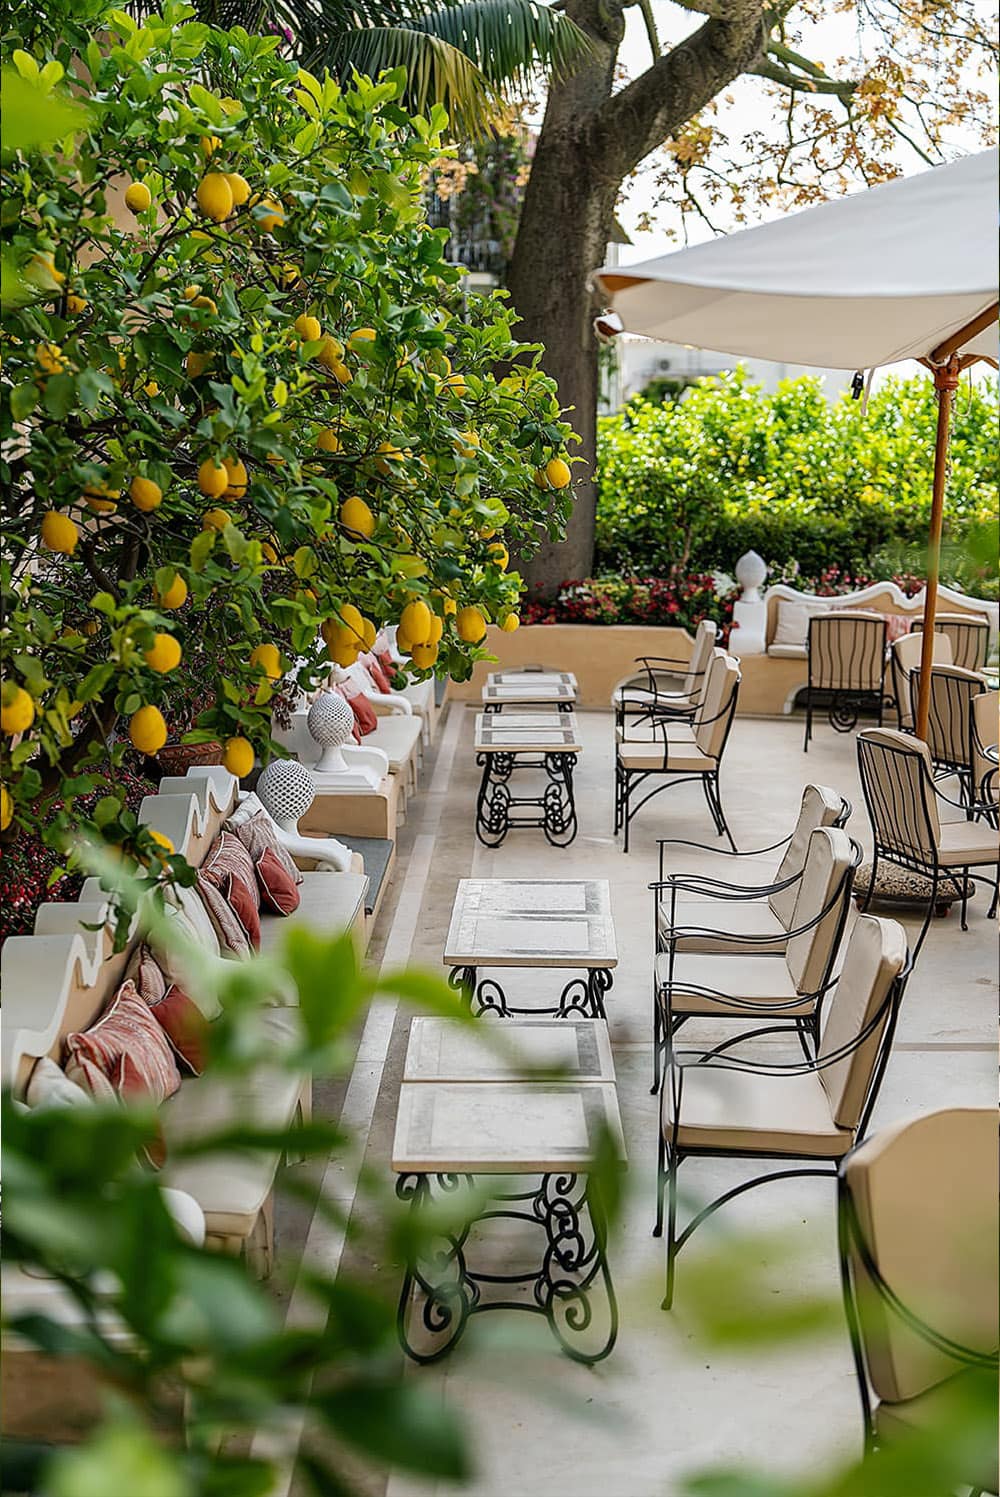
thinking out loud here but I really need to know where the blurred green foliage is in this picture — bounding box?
[597,371,999,595]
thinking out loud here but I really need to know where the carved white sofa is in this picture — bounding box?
[729,579,997,719]
[1,769,368,1273]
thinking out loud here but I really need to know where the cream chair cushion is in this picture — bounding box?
[770,783,846,926]
[655,952,813,1017]
[809,611,887,692]
[257,871,368,958]
[936,820,999,867]
[694,653,739,759]
[617,741,716,773]
[860,728,941,854]
[843,1107,998,1407]
[657,900,787,954]
[818,915,907,1129]
[784,827,854,994]
[662,1064,851,1157]
[972,687,999,804]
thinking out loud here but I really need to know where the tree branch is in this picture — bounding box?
[594,6,768,179]
[752,58,857,98]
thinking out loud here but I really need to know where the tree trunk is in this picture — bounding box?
[506,2,768,599]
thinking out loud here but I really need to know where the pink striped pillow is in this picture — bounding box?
[199,832,262,951]
[64,979,182,1106]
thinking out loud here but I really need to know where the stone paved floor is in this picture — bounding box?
[280,702,996,1497]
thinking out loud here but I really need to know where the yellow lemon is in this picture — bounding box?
[442,596,458,617]
[1,685,35,736]
[441,373,468,398]
[425,350,451,379]
[130,475,163,512]
[409,641,438,669]
[196,172,233,222]
[338,602,365,640]
[249,642,282,680]
[340,496,375,538]
[225,172,250,206]
[454,430,480,458]
[375,441,403,475]
[327,640,361,668]
[198,458,228,498]
[488,543,509,571]
[35,342,66,375]
[0,785,12,829]
[143,379,160,397]
[84,494,117,514]
[129,705,168,755]
[223,456,248,499]
[317,428,340,452]
[348,327,377,353]
[40,512,79,554]
[361,617,377,649]
[456,606,487,644]
[533,466,549,490]
[124,181,152,214]
[256,198,284,233]
[294,313,322,342]
[222,736,255,778]
[186,350,212,378]
[545,457,571,489]
[144,633,182,673]
[146,828,174,855]
[428,613,443,645]
[200,134,222,157]
[190,294,217,314]
[201,507,231,532]
[156,573,188,610]
[478,525,496,540]
[396,629,413,655]
[400,599,432,645]
[316,335,345,369]
[500,612,520,633]
[66,292,87,314]
[260,540,278,564]
[183,284,201,301]
[330,360,352,385]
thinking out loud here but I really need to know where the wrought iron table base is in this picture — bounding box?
[448,964,613,1018]
[396,1172,618,1365]
[475,752,578,846]
[483,702,574,715]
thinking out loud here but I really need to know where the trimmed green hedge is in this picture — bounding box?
[596,371,999,594]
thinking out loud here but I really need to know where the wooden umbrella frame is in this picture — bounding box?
[914,300,999,741]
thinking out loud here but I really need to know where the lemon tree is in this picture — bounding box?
[0,3,574,850]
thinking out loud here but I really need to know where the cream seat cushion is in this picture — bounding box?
[654,952,815,1017]
[657,900,787,954]
[616,721,697,745]
[875,1373,998,1494]
[936,820,999,867]
[365,714,423,775]
[662,1063,851,1157]
[618,741,716,773]
[161,1008,305,1238]
[766,642,808,660]
[257,871,368,958]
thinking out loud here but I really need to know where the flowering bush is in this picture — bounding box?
[522,572,739,638]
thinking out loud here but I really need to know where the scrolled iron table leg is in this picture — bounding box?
[396,1173,480,1365]
[535,1172,619,1364]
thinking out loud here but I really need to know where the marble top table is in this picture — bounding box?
[482,670,577,712]
[474,711,581,755]
[444,878,616,1017]
[473,714,582,847]
[403,1017,616,1083]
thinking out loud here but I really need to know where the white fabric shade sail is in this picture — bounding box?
[594,150,998,370]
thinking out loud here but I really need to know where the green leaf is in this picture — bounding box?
[316,1380,472,1479]
[0,70,90,152]
[10,380,37,420]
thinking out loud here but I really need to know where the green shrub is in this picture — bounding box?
[596,370,999,594]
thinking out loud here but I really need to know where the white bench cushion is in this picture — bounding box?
[258,871,367,958]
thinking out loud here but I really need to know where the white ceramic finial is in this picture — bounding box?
[307,691,355,772]
[256,758,316,832]
[735,550,768,603]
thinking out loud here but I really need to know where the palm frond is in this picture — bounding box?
[323,26,498,136]
[412,0,591,89]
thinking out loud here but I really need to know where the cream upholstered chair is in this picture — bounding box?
[889,630,952,731]
[804,611,888,751]
[614,651,740,854]
[656,914,911,1309]
[971,688,999,822]
[857,728,1000,959]
[838,1108,998,1492]
[613,618,718,724]
[913,611,990,673]
[652,782,851,955]
[910,664,988,804]
[651,828,861,1092]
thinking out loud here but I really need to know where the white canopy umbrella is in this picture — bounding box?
[594,150,999,738]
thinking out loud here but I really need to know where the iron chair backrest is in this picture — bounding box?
[808,612,888,694]
[910,664,988,779]
[769,784,852,926]
[817,914,909,1132]
[693,650,740,760]
[913,612,990,673]
[856,728,942,871]
[784,827,861,994]
[890,631,952,730]
[971,688,999,812]
[839,1108,998,1410]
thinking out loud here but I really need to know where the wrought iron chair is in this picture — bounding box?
[803,612,888,751]
[889,630,952,731]
[910,664,989,807]
[652,782,852,956]
[612,618,718,726]
[656,915,911,1309]
[614,651,740,854]
[838,1108,998,1494]
[651,827,862,1093]
[913,611,990,673]
[970,688,999,825]
[856,728,1000,959]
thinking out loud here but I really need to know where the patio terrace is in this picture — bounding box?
[275,700,995,1497]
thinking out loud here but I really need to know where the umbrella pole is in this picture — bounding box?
[914,357,961,741]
